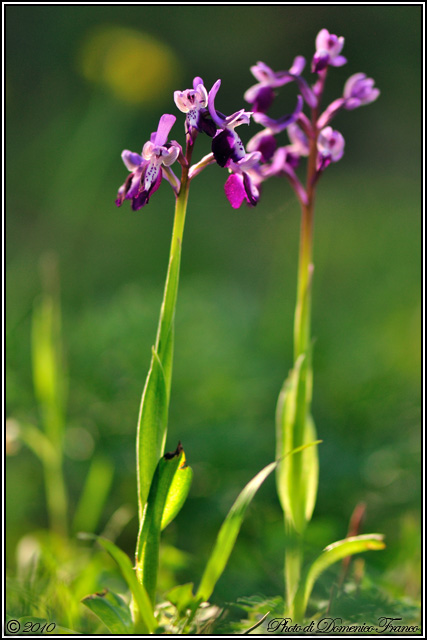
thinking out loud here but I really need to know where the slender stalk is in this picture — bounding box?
[154,161,191,395]
[294,115,318,362]
[32,255,69,537]
[285,100,320,616]
[135,153,193,520]
[44,457,68,537]
[134,143,193,630]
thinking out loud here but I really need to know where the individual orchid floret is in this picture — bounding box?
[245,59,317,111]
[244,58,305,113]
[261,146,308,206]
[287,122,310,157]
[246,129,277,163]
[343,73,380,109]
[116,114,179,211]
[247,96,304,162]
[253,95,304,133]
[223,151,263,209]
[316,126,345,172]
[174,77,217,137]
[208,79,253,168]
[312,28,347,73]
[317,72,380,128]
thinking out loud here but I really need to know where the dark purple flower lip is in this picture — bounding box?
[222,152,263,209]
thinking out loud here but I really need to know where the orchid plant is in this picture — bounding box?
[82,29,384,634]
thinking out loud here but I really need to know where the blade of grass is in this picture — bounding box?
[195,460,277,604]
[293,534,385,620]
[31,255,68,535]
[195,441,320,606]
[78,534,156,633]
[72,455,114,534]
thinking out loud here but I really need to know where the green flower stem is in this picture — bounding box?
[284,517,303,617]
[136,161,191,519]
[293,122,318,362]
[154,163,191,396]
[285,107,320,616]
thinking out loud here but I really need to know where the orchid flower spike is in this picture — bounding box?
[116,114,179,211]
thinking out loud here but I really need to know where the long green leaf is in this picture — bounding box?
[73,455,114,534]
[31,258,67,447]
[196,460,277,603]
[135,190,186,524]
[196,441,321,606]
[293,534,386,619]
[276,354,318,533]
[81,589,133,634]
[19,422,57,465]
[79,534,156,633]
[136,444,192,603]
[136,348,168,519]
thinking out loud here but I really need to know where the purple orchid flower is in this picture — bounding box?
[174,77,217,137]
[316,126,345,171]
[207,79,253,168]
[317,72,380,128]
[343,73,380,109]
[223,152,263,209]
[245,59,317,111]
[312,29,347,73]
[287,122,310,157]
[261,146,308,206]
[116,114,179,211]
[246,95,304,162]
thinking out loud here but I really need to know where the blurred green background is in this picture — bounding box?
[6,4,421,613]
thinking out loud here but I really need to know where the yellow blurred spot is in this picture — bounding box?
[79,25,181,105]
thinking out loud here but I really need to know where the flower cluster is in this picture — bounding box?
[243,28,380,206]
[115,28,379,212]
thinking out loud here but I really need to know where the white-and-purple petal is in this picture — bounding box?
[253,95,304,133]
[315,29,345,58]
[207,79,222,124]
[121,150,144,171]
[343,73,380,109]
[312,29,346,72]
[153,113,176,147]
[287,123,310,156]
[317,126,345,163]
